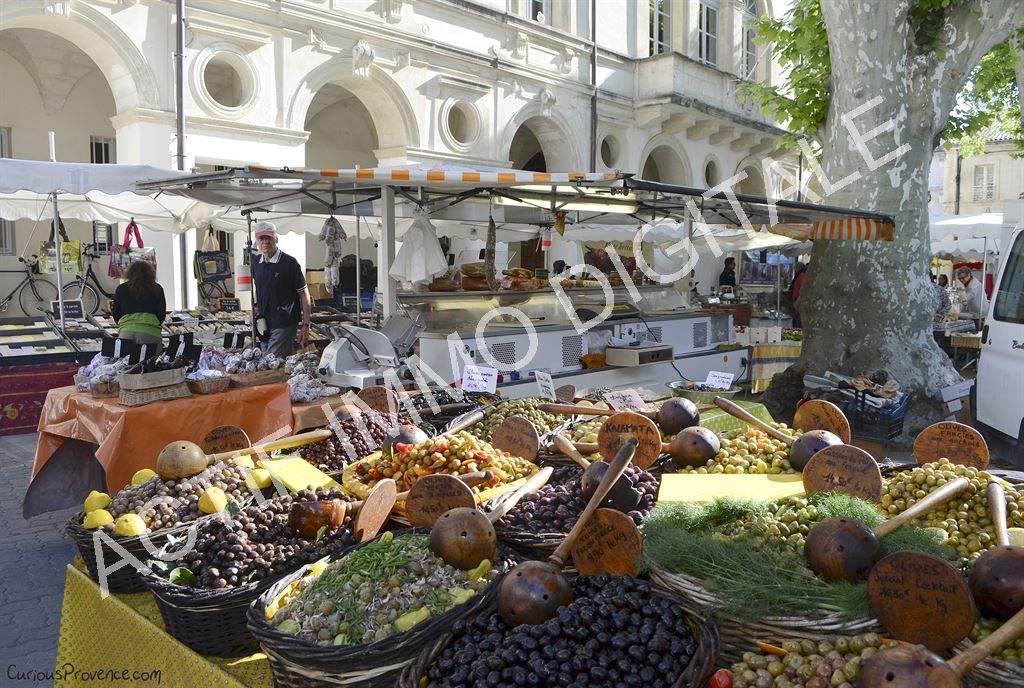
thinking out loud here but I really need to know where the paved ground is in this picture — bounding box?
[1,432,78,686]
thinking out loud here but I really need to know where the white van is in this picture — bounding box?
[974,226,1024,446]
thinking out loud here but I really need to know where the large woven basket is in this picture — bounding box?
[118,367,187,390]
[247,531,517,688]
[955,636,1024,688]
[64,514,199,594]
[229,369,288,387]
[396,578,720,688]
[186,376,231,395]
[119,382,191,407]
[649,565,883,666]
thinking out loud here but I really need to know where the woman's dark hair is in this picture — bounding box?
[125,261,158,296]
[553,260,567,274]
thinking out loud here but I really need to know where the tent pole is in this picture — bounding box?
[246,213,256,346]
[175,0,188,309]
[380,186,397,319]
[775,250,781,328]
[52,193,65,331]
[981,236,988,317]
[355,215,362,324]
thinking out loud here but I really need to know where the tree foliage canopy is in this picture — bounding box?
[744,0,1022,154]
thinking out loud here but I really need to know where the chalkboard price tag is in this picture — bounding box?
[223,332,247,350]
[218,298,240,313]
[128,342,154,365]
[51,299,84,320]
[167,332,194,359]
[102,336,137,359]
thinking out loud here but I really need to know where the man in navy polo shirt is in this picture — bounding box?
[253,222,311,357]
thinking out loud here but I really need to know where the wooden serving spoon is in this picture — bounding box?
[857,605,1024,687]
[804,477,970,582]
[714,397,842,470]
[495,438,638,626]
[287,478,398,542]
[156,429,333,480]
[539,398,701,435]
[551,435,641,512]
[969,481,1024,621]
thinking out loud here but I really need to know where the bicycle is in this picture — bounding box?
[62,243,116,315]
[0,255,60,316]
[198,278,230,306]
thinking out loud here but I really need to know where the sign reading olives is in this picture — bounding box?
[913,421,990,469]
[597,411,662,470]
[570,508,643,577]
[802,444,883,502]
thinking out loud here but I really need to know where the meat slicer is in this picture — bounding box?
[317,316,422,389]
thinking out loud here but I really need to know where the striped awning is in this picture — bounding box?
[245,165,620,187]
[811,217,894,241]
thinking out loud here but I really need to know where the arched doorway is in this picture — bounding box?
[304,83,380,169]
[505,114,578,173]
[735,165,766,195]
[640,144,690,185]
[509,125,546,172]
[0,28,121,313]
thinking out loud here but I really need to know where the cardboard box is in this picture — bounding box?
[940,379,974,424]
[306,270,326,285]
[308,283,332,300]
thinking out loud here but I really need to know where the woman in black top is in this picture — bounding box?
[111,261,166,355]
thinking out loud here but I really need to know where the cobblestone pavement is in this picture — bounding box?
[1,432,77,686]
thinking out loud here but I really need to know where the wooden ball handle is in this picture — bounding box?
[446,409,485,434]
[208,428,333,463]
[949,605,1024,676]
[552,435,591,469]
[987,481,1010,547]
[549,438,637,567]
[714,397,795,446]
[873,477,970,539]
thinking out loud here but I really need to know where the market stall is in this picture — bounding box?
[53,384,1024,688]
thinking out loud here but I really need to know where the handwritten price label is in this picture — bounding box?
[535,370,556,401]
[703,371,734,390]
[603,389,647,412]
[462,365,498,394]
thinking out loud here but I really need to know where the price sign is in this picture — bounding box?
[167,332,194,359]
[102,336,137,359]
[218,298,240,313]
[462,365,498,394]
[223,332,247,350]
[183,317,200,331]
[913,421,989,468]
[51,300,84,320]
[535,370,556,401]
[128,342,155,365]
[802,445,883,501]
[603,389,647,412]
[703,371,735,391]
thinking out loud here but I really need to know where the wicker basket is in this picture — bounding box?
[186,375,231,395]
[956,636,1024,688]
[229,369,289,387]
[118,367,187,390]
[64,514,200,594]
[649,565,883,666]
[247,531,517,688]
[89,379,120,398]
[119,382,191,407]
[397,578,720,688]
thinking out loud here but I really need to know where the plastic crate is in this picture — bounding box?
[846,390,907,442]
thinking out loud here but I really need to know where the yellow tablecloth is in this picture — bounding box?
[750,342,802,393]
[699,400,774,434]
[56,565,273,688]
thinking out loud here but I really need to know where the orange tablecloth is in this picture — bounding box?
[32,383,292,495]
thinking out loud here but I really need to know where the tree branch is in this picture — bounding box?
[937,1,1021,85]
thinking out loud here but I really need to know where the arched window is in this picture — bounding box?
[743,0,759,79]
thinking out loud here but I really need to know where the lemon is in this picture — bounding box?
[198,487,228,514]
[83,509,113,530]
[1008,528,1024,547]
[309,559,330,577]
[245,468,273,490]
[131,468,157,485]
[232,456,256,469]
[83,490,111,512]
[113,513,147,537]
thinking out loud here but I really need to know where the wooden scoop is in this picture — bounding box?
[804,477,970,583]
[445,408,486,434]
[496,438,638,626]
[551,435,640,512]
[430,467,555,570]
[156,429,332,480]
[857,605,1024,687]
[969,481,1024,621]
[540,398,701,436]
[287,478,397,542]
[715,397,842,470]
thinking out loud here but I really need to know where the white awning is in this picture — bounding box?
[0,158,188,195]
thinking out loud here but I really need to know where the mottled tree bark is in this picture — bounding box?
[769,0,1022,434]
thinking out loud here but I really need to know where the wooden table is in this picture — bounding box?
[25,383,291,517]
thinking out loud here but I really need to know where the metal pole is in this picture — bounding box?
[175,0,188,308]
[246,213,256,343]
[775,250,781,327]
[380,187,397,318]
[52,193,66,331]
[981,236,988,317]
[355,215,362,323]
[589,0,598,172]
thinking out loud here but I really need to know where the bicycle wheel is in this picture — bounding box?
[63,280,100,315]
[198,280,228,305]
[19,277,59,317]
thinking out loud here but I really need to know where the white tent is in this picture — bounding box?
[930,212,1007,245]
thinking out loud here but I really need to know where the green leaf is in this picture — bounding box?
[150,559,170,573]
[315,525,328,544]
[226,500,241,517]
[169,567,195,587]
